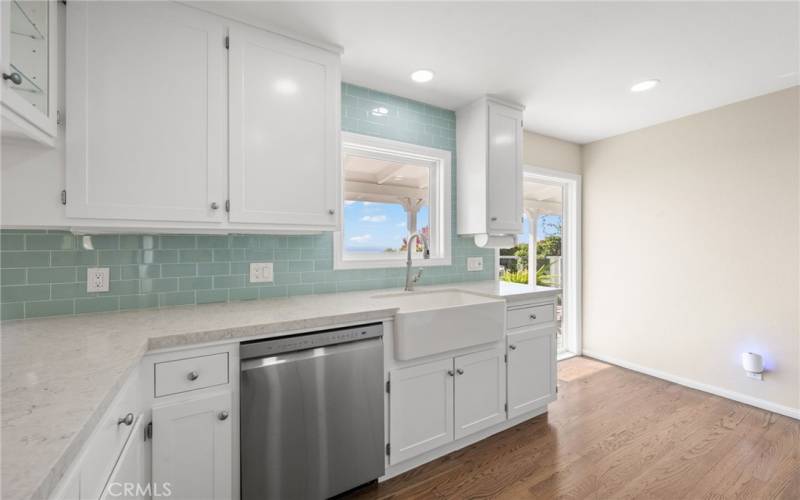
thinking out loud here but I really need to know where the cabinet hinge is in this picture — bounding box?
[385,380,390,393]
[385,443,390,456]
[60,190,67,205]
[144,421,153,441]
[225,36,229,49]
[225,199,230,212]
[57,110,64,126]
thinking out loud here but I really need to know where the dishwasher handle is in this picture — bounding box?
[241,337,383,372]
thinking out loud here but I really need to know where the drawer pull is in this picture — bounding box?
[117,413,134,426]
[187,370,199,381]
[529,314,537,320]
[218,411,229,421]
[509,344,517,350]
[456,368,464,375]
[447,370,455,377]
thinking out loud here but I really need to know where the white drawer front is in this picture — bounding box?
[507,304,554,330]
[154,353,229,397]
[79,374,140,500]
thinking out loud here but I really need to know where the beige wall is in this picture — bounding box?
[523,131,581,174]
[582,87,800,413]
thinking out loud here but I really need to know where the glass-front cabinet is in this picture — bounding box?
[1,0,58,145]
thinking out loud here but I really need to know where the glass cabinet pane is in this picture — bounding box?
[8,0,49,114]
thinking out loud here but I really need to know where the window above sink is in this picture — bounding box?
[334,132,452,270]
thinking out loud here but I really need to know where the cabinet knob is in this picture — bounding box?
[117,412,134,426]
[456,368,464,375]
[509,344,517,350]
[491,217,498,221]
[3,72,22,85]
[529,314,537,320]
[218,411,229,421]
[447,370,455,377]
[328,209,335,215]
[210,202,219,210]
[187,370,199,381]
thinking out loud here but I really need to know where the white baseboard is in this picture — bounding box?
[582,350,800,421]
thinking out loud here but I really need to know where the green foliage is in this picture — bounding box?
[502,269,529,284]
[537,235,561,258]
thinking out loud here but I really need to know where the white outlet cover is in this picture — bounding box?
[249,262,274,283]
[467,257,484,271]
[86,267,110,293]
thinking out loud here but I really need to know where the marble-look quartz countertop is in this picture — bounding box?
[1,280,558,500]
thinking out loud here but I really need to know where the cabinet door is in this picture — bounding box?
[486,101,522,234]
[389,359,454,464]
[507,327,557,418]
[99,415,149,500]
[65,1,227,222]
[152,392,233,500]
[1,0,58,140]
[228,24,340,229]
[454,346,506,439]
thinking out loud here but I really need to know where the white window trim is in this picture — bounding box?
[334,132,452,270]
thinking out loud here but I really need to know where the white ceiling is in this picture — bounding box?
[196,1,800,144]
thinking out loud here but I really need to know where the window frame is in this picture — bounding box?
[334,132,452,270]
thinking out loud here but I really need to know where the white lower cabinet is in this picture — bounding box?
[454,347,506,439]
[388,358,454,464]
[389,346,507,464]
[152,391,233,500]
[507,327,557,419]
[100,416,149,500]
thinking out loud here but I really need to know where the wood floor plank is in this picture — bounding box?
[344,357,800,500]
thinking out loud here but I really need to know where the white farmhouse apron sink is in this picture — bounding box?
[373,290,505,360]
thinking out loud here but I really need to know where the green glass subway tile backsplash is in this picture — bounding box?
[0,84,495,320]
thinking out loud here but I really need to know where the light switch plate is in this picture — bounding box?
[467,257,484,272]
[249,262,274,283]
[86,267,110,292]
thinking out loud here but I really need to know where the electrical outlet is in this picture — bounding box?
[467,257,484,272]
[86,267,110,293]
[249,262,274,283]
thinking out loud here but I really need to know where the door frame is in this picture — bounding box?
[519,166,582,357]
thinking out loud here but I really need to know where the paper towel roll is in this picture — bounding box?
[474,234,517,248]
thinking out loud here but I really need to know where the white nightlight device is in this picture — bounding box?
[741,352,764,380]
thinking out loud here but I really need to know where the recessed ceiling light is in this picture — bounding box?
[630,79,661,92]
[371,106,389,117]
[410,69,435,83]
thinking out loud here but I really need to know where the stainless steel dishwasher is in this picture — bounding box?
[240,323,385,500]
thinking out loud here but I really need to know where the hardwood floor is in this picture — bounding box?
[346,357,800,499]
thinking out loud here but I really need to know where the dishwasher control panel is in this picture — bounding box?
[240,323,383,359]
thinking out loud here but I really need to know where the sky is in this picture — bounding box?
[344,201,429,253]
[344,200,560,253]
[519,213,562,242]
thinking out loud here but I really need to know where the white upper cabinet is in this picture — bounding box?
[65,1,227,223]
[1,0,59,145]
[63,1,341,232]
[228,24,340,230]
[456,96,524,237]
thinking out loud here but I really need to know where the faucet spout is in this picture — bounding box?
[404,232,430,291]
